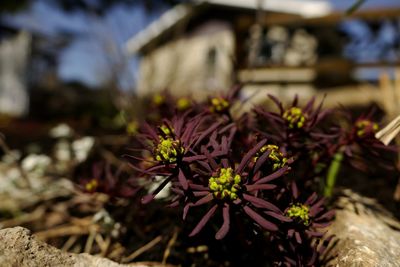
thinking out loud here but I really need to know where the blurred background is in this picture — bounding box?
[1,0,400,144]
[1,1,400,263]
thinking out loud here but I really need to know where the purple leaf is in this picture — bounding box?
[215,204,230,239]
[292,94,299,107]
[142,122,159,140]
[305,192,318,205]
[306,230,325,237]
[268,94,284,114]
[253,150,271,173]
[264,211,292,222]
[189,184,209,191]
[193,193,213,206]
[193,191,210,197]
[309,198,325,216]
[237,139,267,174]
[183,155,207,162]
[315,210,335,221]
[255,166,288,184]
[204,148,218,170]
[178,169,189,190]
[245,184,276,191]
[243,194,281,213]
[303,96,316,113]
[196,161,212,172]
[183,203,192,220]
[128,162,169,176]
[295,231,302,244]
[189,204,218,237]
[194,121,222,147]
[243,206,278,231]
[292,181,299,199]
[221,158,229,168]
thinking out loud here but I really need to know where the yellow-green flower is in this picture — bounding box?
[152,94,165,106]
[209,168,241,200]
[255,144,288,171]
[355,119,379,137]
[85,178,98,192]
[177,97,191,111]
[210,97,229,113]
[159,125,173,136]
[126,120,139,136]
[154,136,184,163]
[286,203,310,225]
[283,107,307,129]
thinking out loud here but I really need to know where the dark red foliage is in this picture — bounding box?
[77,86,399,266]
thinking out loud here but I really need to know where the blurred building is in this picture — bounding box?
[127,0,400,105]
[0,21,72,117]
[0,25,31,116]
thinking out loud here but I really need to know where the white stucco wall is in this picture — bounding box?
[0,31,31,116]
[138,20,235,98]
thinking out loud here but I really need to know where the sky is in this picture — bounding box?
[1,0,168,90]
[1,0,400,89]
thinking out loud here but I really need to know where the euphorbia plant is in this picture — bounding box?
[81,86,398,266]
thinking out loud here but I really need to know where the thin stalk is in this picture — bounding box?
[324,152,344,198]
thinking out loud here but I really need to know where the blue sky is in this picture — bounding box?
[1,0,168,90]
[1,0,400,89]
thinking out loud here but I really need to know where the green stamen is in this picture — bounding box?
[85,179,98,192]
[210,97,229,113]
[177,97,191,111]
[152,94,165,106]
[286,204,310,225]
[355,119,379,137]
[154,136,184,163]
[255,144,288,170]
[209,168,241,200]
[126,120,138,136]
[160,125,173,136]
[283,107,307,129]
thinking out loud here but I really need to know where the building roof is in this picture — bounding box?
[125,0,332,55]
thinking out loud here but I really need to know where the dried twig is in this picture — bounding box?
[107,243,126,260]
[95,234,111,256]
[35,224,99,240]
[162,228,178,264]
[62,235,79,252]
[84,228,97,253]
[0,206,45,228]
[122,236,163,263]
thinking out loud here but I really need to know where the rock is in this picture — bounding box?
[49,123,74,138]
[0,227,172,267]
[325,190,400,267]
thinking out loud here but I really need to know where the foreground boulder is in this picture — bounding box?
[0,227,171,267]
[324,190,400,267]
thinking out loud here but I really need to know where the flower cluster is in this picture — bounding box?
[123,89,339,266]
[78,161,139,198]
[208,167,241,200]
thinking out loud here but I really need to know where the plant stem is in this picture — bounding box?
[324,152,344,198]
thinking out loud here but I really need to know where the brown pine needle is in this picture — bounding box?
[62,235,78,252]
[162,228,178,264]
[84,228,97,253]
[122,236,162,263]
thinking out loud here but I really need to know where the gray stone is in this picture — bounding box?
[324,190,400,267]
[0,227,172,267]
